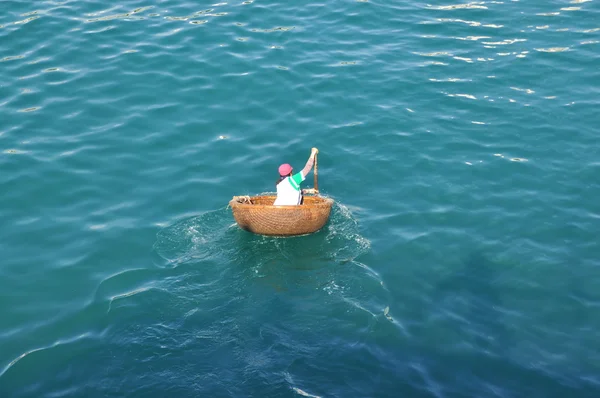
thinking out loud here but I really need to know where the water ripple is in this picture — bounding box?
[1,0,599,395]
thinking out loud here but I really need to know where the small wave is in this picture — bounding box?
[284,372,323,398]
[84,6,154,22]
[428,2,488,10]
[292,387,322,398]
[325,201,371,261]
[1,332,97,378]
[152,207,236,266]
[535,47,570,53]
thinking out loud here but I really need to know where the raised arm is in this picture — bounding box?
[300,148,318,178]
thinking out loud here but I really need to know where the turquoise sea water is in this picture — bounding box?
[1,0,599,396]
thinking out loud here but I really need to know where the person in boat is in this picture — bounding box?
[274,147,319,206]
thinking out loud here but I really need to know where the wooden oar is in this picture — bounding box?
[313,149,319,193]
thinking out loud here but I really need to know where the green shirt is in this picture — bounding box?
[287,172,305,191]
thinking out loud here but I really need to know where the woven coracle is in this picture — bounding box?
[229,195,334,236]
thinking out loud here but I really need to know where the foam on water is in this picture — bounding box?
[153,199,371,269]
[152,198,391,323]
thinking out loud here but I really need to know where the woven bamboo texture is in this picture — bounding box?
[229,195,334,236]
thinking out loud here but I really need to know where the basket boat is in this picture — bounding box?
[229,195,334,236]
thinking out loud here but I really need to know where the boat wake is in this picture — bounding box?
[152,207,237,266]
[153,200,390,334]
[152,200,371,269]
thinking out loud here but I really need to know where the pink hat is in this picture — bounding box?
[278,163,293,176]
